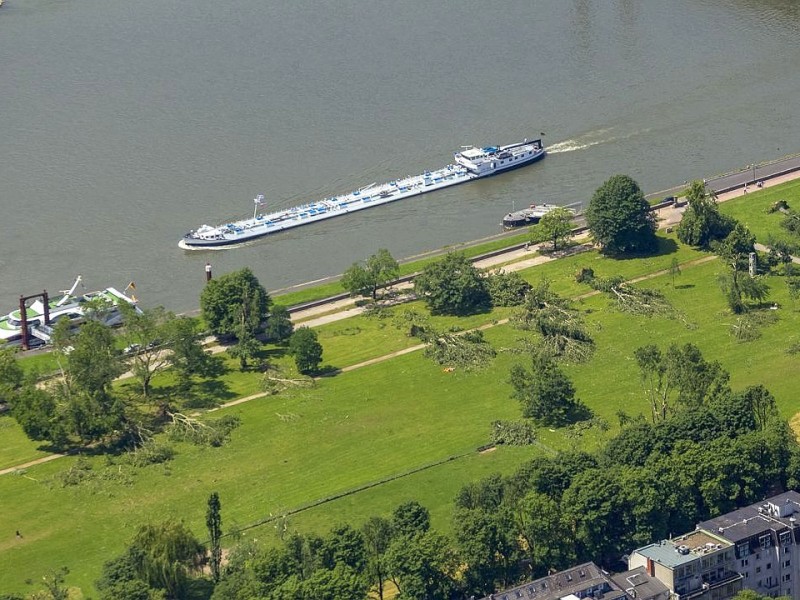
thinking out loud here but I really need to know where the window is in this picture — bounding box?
[757,567,762,574]
[780,531,793,546]
[767,563,772,570]
[742,559,749,567]
[785,547,792,554]
[739,544,751,558]
[784,560,791,568]
[761,534,773,549]
[783,574,792,582]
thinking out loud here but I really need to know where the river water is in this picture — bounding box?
[1,0,799,312]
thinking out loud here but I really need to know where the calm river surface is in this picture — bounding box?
[1,0,799,311]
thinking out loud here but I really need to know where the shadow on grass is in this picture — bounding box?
[674,284,696,290]
[314,365,340,378]
[605,236,679,260]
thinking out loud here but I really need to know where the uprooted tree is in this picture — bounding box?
[511,280,594,362]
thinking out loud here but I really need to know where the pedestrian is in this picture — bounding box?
[743,183,748,194]
[15,530,22,539]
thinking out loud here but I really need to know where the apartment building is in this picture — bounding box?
[698,490,800,599]
[628,529,743,600]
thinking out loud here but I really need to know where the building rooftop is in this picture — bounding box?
[609,567,670,600]
[698,490,800,543]
[478,562,625,600]
[633,530,731,568]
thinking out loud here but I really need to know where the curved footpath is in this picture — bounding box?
[3,164,800,477]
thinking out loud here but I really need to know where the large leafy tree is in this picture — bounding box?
[166,316,223,392]
[265,305,294,343]
[385,530,459,600]
[414,252,490,316]
[341,248,400,300]
[288,327,323,374]
[676,180,736,247]
[586,174,657,254]
[509,351,588,426]
[200,268,271,339]
[128,521,205,599]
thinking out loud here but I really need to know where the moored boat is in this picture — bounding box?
[0,276,142,349]
[502,203,571,228]
[180,137,545,249]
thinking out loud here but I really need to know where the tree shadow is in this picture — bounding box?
[606,237,679,261]
[674,284,695,290]
[313,365,340,378]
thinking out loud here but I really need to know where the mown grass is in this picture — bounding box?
[719,179,800,246]
[4,181,800,595]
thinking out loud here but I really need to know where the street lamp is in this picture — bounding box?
[752,163,756,184]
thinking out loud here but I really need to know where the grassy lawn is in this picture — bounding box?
[4,181,800,595]
[719,179,800,245]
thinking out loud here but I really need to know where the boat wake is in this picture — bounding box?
[546,127,652,154]
[545,129,614,154]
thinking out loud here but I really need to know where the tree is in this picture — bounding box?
[207,492,223,583]
[28,567,71,600]
[96,552,153,600]
[454,506,523,596]
[128,520,205,599]
[200,268,270,339]
[65,319,123,400]
[392,501,431,538]
[361,516,393,600]
[341,248,399,300]
[265,305,294,343]
[669,257,681,288]
[11,385,65,445]
[634,343,730,422]
[0,347,23,409]
[289,327,323,374]
[509,351,589,427]
[227,326,261,371]
[120,304,175,398]
[533,207,574,251]
[714,224,768,313]
[676,181,735,248]
[384,531,458,600]
[414,252,490,315]
[166,316,224,392]
[585,174,657,254]
[486,270,531,307]
[513,491,575,577]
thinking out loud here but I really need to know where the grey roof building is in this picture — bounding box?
[697,490,800,599]
[478,562,668,600]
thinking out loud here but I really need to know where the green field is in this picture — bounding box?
[2,182,800,596]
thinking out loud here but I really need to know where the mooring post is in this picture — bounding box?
[19,295,28,351]
[205,262,212,283]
